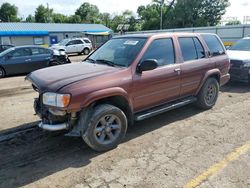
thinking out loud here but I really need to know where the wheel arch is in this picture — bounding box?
[196,69,221,95]
[0,65,6,76]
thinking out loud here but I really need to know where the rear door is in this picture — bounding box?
[132,38,181,112]
[201,34,228,77]
[74,39,84,52]
[3,48,32,74]
[178,37,212,97]
[29,47,51,71]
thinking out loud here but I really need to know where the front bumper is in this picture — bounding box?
[34,97,77,131]
[229,67,250,83]
[38,122,69,131]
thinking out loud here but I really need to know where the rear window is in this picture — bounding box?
[201,34,225,56]
[84,39,91,43]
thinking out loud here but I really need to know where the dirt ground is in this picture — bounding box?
[0,59,250,187]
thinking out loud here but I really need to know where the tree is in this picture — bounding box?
[225,20,241,25]
[100,13,112,28]
[35,5,53,23]
[138,0,230,30]
[67,15,81,23]
[52,13,68,23]
[75,3,100,23]
[25,14,35,22]
[0,2,19,22]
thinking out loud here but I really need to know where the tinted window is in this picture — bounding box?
[179,38,197,61]
[201,34,225,56]
[142,38,175,66]
[74,40,83,44]
[11,48,31,57]
[31,48,50,55]
[83,39,91,43]
[193,38,205,59]
[66,41,75,46]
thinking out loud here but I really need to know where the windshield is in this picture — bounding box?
[86,37,147,67]
[0,47,15,56]
[229,39,250,51]
[59,39,70,46]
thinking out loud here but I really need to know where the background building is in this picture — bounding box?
[0,22,112,48]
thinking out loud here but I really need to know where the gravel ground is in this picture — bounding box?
[0,79,249,187]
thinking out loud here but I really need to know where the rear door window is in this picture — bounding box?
[11,48,31,57]
[142,38,175,67]
[201,34,225,56]
[74,40,83,44]
[179,37,205,61]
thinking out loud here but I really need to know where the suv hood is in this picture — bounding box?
[26,62,119,92]
[227,50,250,60]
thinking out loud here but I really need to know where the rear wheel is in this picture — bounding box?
[196,78,219,109]
[83,48,90,55]
[81,104,127,152]
[0,67,5,78]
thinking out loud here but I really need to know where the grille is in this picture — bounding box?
[230,60,243,68]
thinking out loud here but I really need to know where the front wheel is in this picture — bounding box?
[196,78,219,109]
[81,104,127,152]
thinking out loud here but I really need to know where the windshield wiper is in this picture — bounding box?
[96,59,115,67]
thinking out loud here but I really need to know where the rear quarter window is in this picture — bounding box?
[201,34,225,56]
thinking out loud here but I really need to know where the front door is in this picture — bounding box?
[4,47,32,75]
[132,38,181,112]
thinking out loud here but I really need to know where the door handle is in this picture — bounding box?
[174,68,181,75]
[25,59,31,62]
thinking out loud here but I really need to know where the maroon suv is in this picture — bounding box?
[27,33,230,151]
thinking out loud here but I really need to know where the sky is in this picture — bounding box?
[1,0,250,22]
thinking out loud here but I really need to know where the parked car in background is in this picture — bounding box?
[0,44,14,53]
[27,33,230,151]
[0,46,70,78]
[227,37,250,83]
[50,38,93,55]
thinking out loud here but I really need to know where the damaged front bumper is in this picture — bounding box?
[34,97,78,131]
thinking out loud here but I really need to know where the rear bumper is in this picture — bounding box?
[220,73,230,86]
[229,68,250,83]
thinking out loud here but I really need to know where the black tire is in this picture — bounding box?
[196,78,219,109]
[81,104,127,152]
[0,67,5,78]
[83,48,90,55]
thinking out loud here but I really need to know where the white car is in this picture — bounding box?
[50,38,93,55]
[227,37,250,83]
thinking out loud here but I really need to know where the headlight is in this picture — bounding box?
[243,60,250,68]
[43,92,71,107]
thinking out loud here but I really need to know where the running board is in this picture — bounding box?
[135,96,197,121]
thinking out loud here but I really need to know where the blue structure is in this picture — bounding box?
[0,23,112,47]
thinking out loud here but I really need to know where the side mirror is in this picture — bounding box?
[137,59,158,73]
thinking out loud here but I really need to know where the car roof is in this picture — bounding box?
[113,32,217,39]
[12,45,48,49]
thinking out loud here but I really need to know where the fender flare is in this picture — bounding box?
[80,87,133,111]
[196,69,221,95]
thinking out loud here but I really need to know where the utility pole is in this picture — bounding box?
[160,0,164,30]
